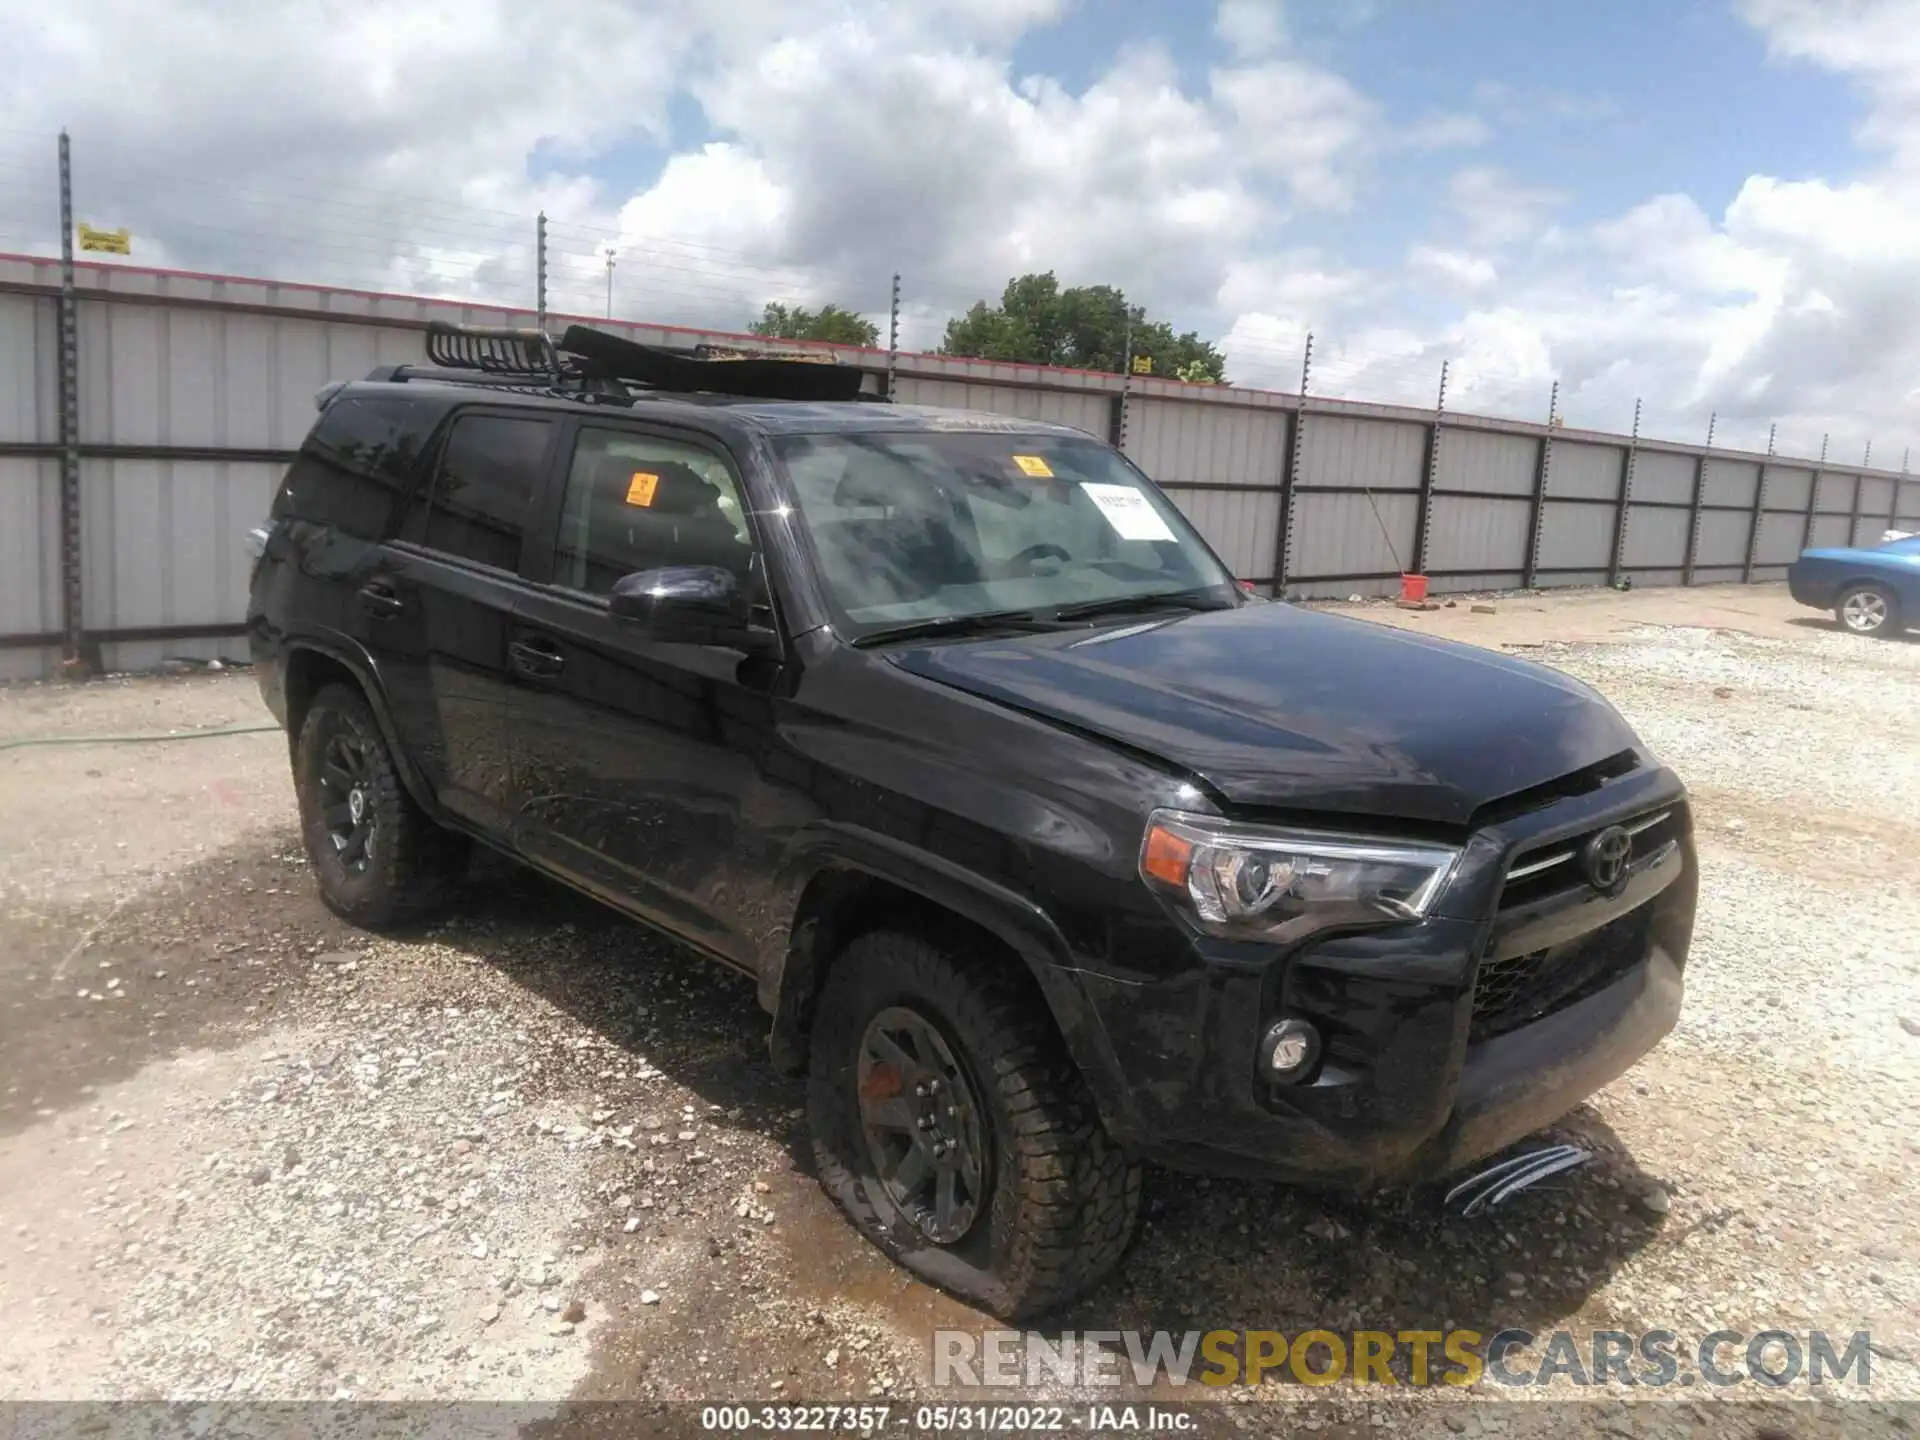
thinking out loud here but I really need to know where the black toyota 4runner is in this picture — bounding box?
[248,322,1696,1319]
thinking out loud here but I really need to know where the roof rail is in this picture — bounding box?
[372,321,871,405]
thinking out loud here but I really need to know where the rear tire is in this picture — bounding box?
[293,683,467,926]
[807,929,1142,1320]
[1836,583,1899,637]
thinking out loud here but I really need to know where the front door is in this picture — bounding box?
[505,421,788,968]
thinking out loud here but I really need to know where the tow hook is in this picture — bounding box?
[1444,1143,1593,1217]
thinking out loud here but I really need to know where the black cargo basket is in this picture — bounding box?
[424,322,563,380]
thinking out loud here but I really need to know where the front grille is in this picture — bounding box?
[1497,806,1684,911]
[1469,906,1653,1044]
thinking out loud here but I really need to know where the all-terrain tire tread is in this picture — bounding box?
[808,929,1142,1319]
[295,683,465,927]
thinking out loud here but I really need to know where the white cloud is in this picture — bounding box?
[1209,61,1377,208]
[4,0,1920,457]
[1445,166,1566,248]
[1407,245,1498,293]
[1397,113,1493,153]
[1740,0,1920,175]
[1214,0,1286,58]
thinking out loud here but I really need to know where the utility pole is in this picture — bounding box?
[603,247,616,320]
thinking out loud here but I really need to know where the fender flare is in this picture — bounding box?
[764,822,1142,1142]
[283,637,438,817]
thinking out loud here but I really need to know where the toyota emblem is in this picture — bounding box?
[1582,825,1632,894]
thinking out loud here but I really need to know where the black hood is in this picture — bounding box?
[888,603,1640,827]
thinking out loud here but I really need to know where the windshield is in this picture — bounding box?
[773,430,1238,638]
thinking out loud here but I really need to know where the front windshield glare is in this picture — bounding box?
[773,431,1236,633]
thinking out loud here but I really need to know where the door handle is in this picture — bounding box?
[509,638,566,678]
[356,580,406,618]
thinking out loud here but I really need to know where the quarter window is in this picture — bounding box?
[273,396,426,541]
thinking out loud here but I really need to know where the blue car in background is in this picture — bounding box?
[1788,533,1920,638]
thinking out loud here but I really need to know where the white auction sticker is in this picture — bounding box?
[1081,482,1176,542]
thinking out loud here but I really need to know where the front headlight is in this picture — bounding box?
[1138,809,1461,940]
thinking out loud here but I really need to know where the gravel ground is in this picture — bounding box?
[0,584,1915,1439]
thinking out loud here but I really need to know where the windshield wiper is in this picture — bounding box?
[850,609,1065,648]
[1050,590,1236,623]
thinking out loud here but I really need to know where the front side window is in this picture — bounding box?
[399,413,553,571]
[773,431,1235,635]
[553,427,754,596]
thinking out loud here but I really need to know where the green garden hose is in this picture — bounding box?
[0,722,281,753]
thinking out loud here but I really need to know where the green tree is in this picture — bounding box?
[750,301,879,347]
[939,272,1226,383]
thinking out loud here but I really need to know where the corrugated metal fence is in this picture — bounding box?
[5,252,1918,681]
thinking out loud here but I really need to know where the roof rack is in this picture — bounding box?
[374,321,871,406]
[424,323,563,382]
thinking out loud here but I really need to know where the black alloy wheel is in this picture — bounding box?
[293,683,466,926]
[316,728,381,872]
[856,1005,989,1245]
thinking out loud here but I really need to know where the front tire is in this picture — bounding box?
[293,683,467,926]
[807,930,1142,1320]
[1836,583,1899,637]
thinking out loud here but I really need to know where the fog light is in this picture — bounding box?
[1259,1019,1320,1082]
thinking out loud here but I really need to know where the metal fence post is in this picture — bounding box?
[1410,360,1448,578]
[1743,423,1774,584]
[55,130,90,677]
[1847,442,1870,545]
[535,212,548,330]
[1802,433,1827,552]
[1892,448,1910,536]
[886,271,900,401]
[1272,332,1312,596]
[1684,412,1713,587]
[1609,399,1640,586]
[1523,381,1557,590]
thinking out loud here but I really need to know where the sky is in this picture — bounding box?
[2,0,1918,461]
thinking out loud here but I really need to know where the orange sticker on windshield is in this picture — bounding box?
[1011,454,1054,478]
[625,471,659,507]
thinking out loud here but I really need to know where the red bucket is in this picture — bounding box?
[1399,573,1429,603]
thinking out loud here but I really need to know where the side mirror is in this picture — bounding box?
[608,566,773,651]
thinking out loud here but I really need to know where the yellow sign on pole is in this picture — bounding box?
[77,223,131,255]
[1130,354,1153,376]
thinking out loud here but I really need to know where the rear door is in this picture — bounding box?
[503,419,785,965]
[372,408,563,833]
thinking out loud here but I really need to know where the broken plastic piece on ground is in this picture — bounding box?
[1444,1142,1593,1217]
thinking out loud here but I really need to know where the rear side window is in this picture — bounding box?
[398,414,553,571]
[274,396,426,540]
